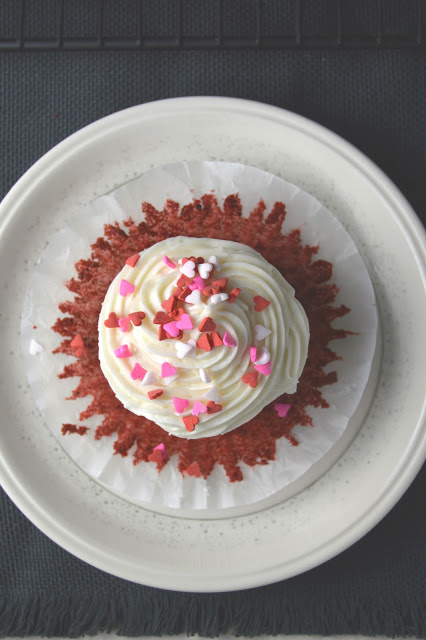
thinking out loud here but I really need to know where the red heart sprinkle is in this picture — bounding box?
[196,257,204,264]
[182,257,189,265]
[104,312,119,328]
[228,287,241,303]
[199,316,216,332]
[211,278,228,291]
[148,389,163,400]
[254,295,271,311]
[182,415,199,432]
[153,311,172,325]
[178,287,191,302]
[161,295,177,314]
[126,253,140,267]
[128,311,145,326]
[176,274,193,287]
[185,461,201,477]
[202,285,220,296]
[206,401,222,414]
[172,286,184,298]
[148,449,164,464]
[158,325,168,341]
[70,334,84,349]
[210,330,223,347]
[197,333,213,352]
[242,371,259,388]
[172,307,186,320]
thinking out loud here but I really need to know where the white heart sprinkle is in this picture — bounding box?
[162,374,178,386]
[175,341,194,359]
[210,292,229,304]
[199,368,211,383]
[208,256,221,271]
[29,339,43,355]
[203,385,221,402]
[180,260,196,278]
[185,289,202,305]
[188,339,197,347]
[255,324,272,341]
[141,370,157,386]
[198,262,213,280]
[254,347,271,365]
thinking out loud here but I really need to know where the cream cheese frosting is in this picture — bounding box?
[98,236,309,439]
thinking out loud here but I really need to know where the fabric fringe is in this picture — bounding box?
[1,586,425,638]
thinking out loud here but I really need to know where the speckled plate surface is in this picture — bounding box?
[0,97,425,591]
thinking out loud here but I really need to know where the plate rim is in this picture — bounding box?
[1,96,425,591]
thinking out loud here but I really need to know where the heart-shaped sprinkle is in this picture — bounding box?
[148,389,163,400]
[141,371,157,386]
[202,285,220,296]
[153,442,167,460]
[185,461,201,476]
[182,415,199,432]
[199,316,216,332]
[210,292,229,304]
[211,278,228,291]
[128,311,145,326]
[211,331,223,347]
[185,289,202,305]
[253,295,270,311]
[29,339,43,355]
[255,324,272,341]
[199,368,211,383]
[206,401,222,414]
[180,259,196,278]
[147,449,164,464]
[227,287,241,303]
[203,385,220,402]
[153,311,172,325]
[130,363,146,380]
[173,397,190,414]
[177,274,193,287]
[119,279,135,297]
[250,346,257,362]
[162,256,176,269]
[242,371,259,388]
[274,403,291,418]
[158,325,168,341]
[255,347,271,365]
[188,338,197,347]
[254,362,272,376]
[192,401,207,416]
[208,256,221,271]
[176,313,193,330]
[161,295,177,314]
[114,344,132,358]
[161,362,177,378]
[178,288,191,302]
[126,253,140,267]
[118,317,131,332]
[104,312,119,328]
[189,275,205,291]
[175,341,194,359]
[223,331,237,348]
[198,262,213,280]
[163,321,180,337]
[197,333,213,352]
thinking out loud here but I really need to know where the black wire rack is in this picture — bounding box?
[0,0,424,51]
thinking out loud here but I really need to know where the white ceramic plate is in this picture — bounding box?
[0,97,425,592]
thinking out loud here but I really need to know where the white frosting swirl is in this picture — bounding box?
[98,237,309,439]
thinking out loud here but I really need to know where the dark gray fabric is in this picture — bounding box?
[0,46,425,637]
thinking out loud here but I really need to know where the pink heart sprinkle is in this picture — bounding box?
[176,313,193,330]
[189,275,205,291]
[161,362,177,378]
[250,346,257,362]
[223,331,237,348]
[130,363,147,380]
[254,362,271,376]
[119,279,135,297]
[274,403,291,418]
[162,256,176,269]
[153,442,167,460]
[192,401,207,416]
[118,317,131,332]
[114,344,132,358]
[163,320,180,337]
[173,397,190,414]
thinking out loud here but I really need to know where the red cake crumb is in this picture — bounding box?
[52,194,351,482]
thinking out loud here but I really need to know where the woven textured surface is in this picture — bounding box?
[1,47,425,637]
